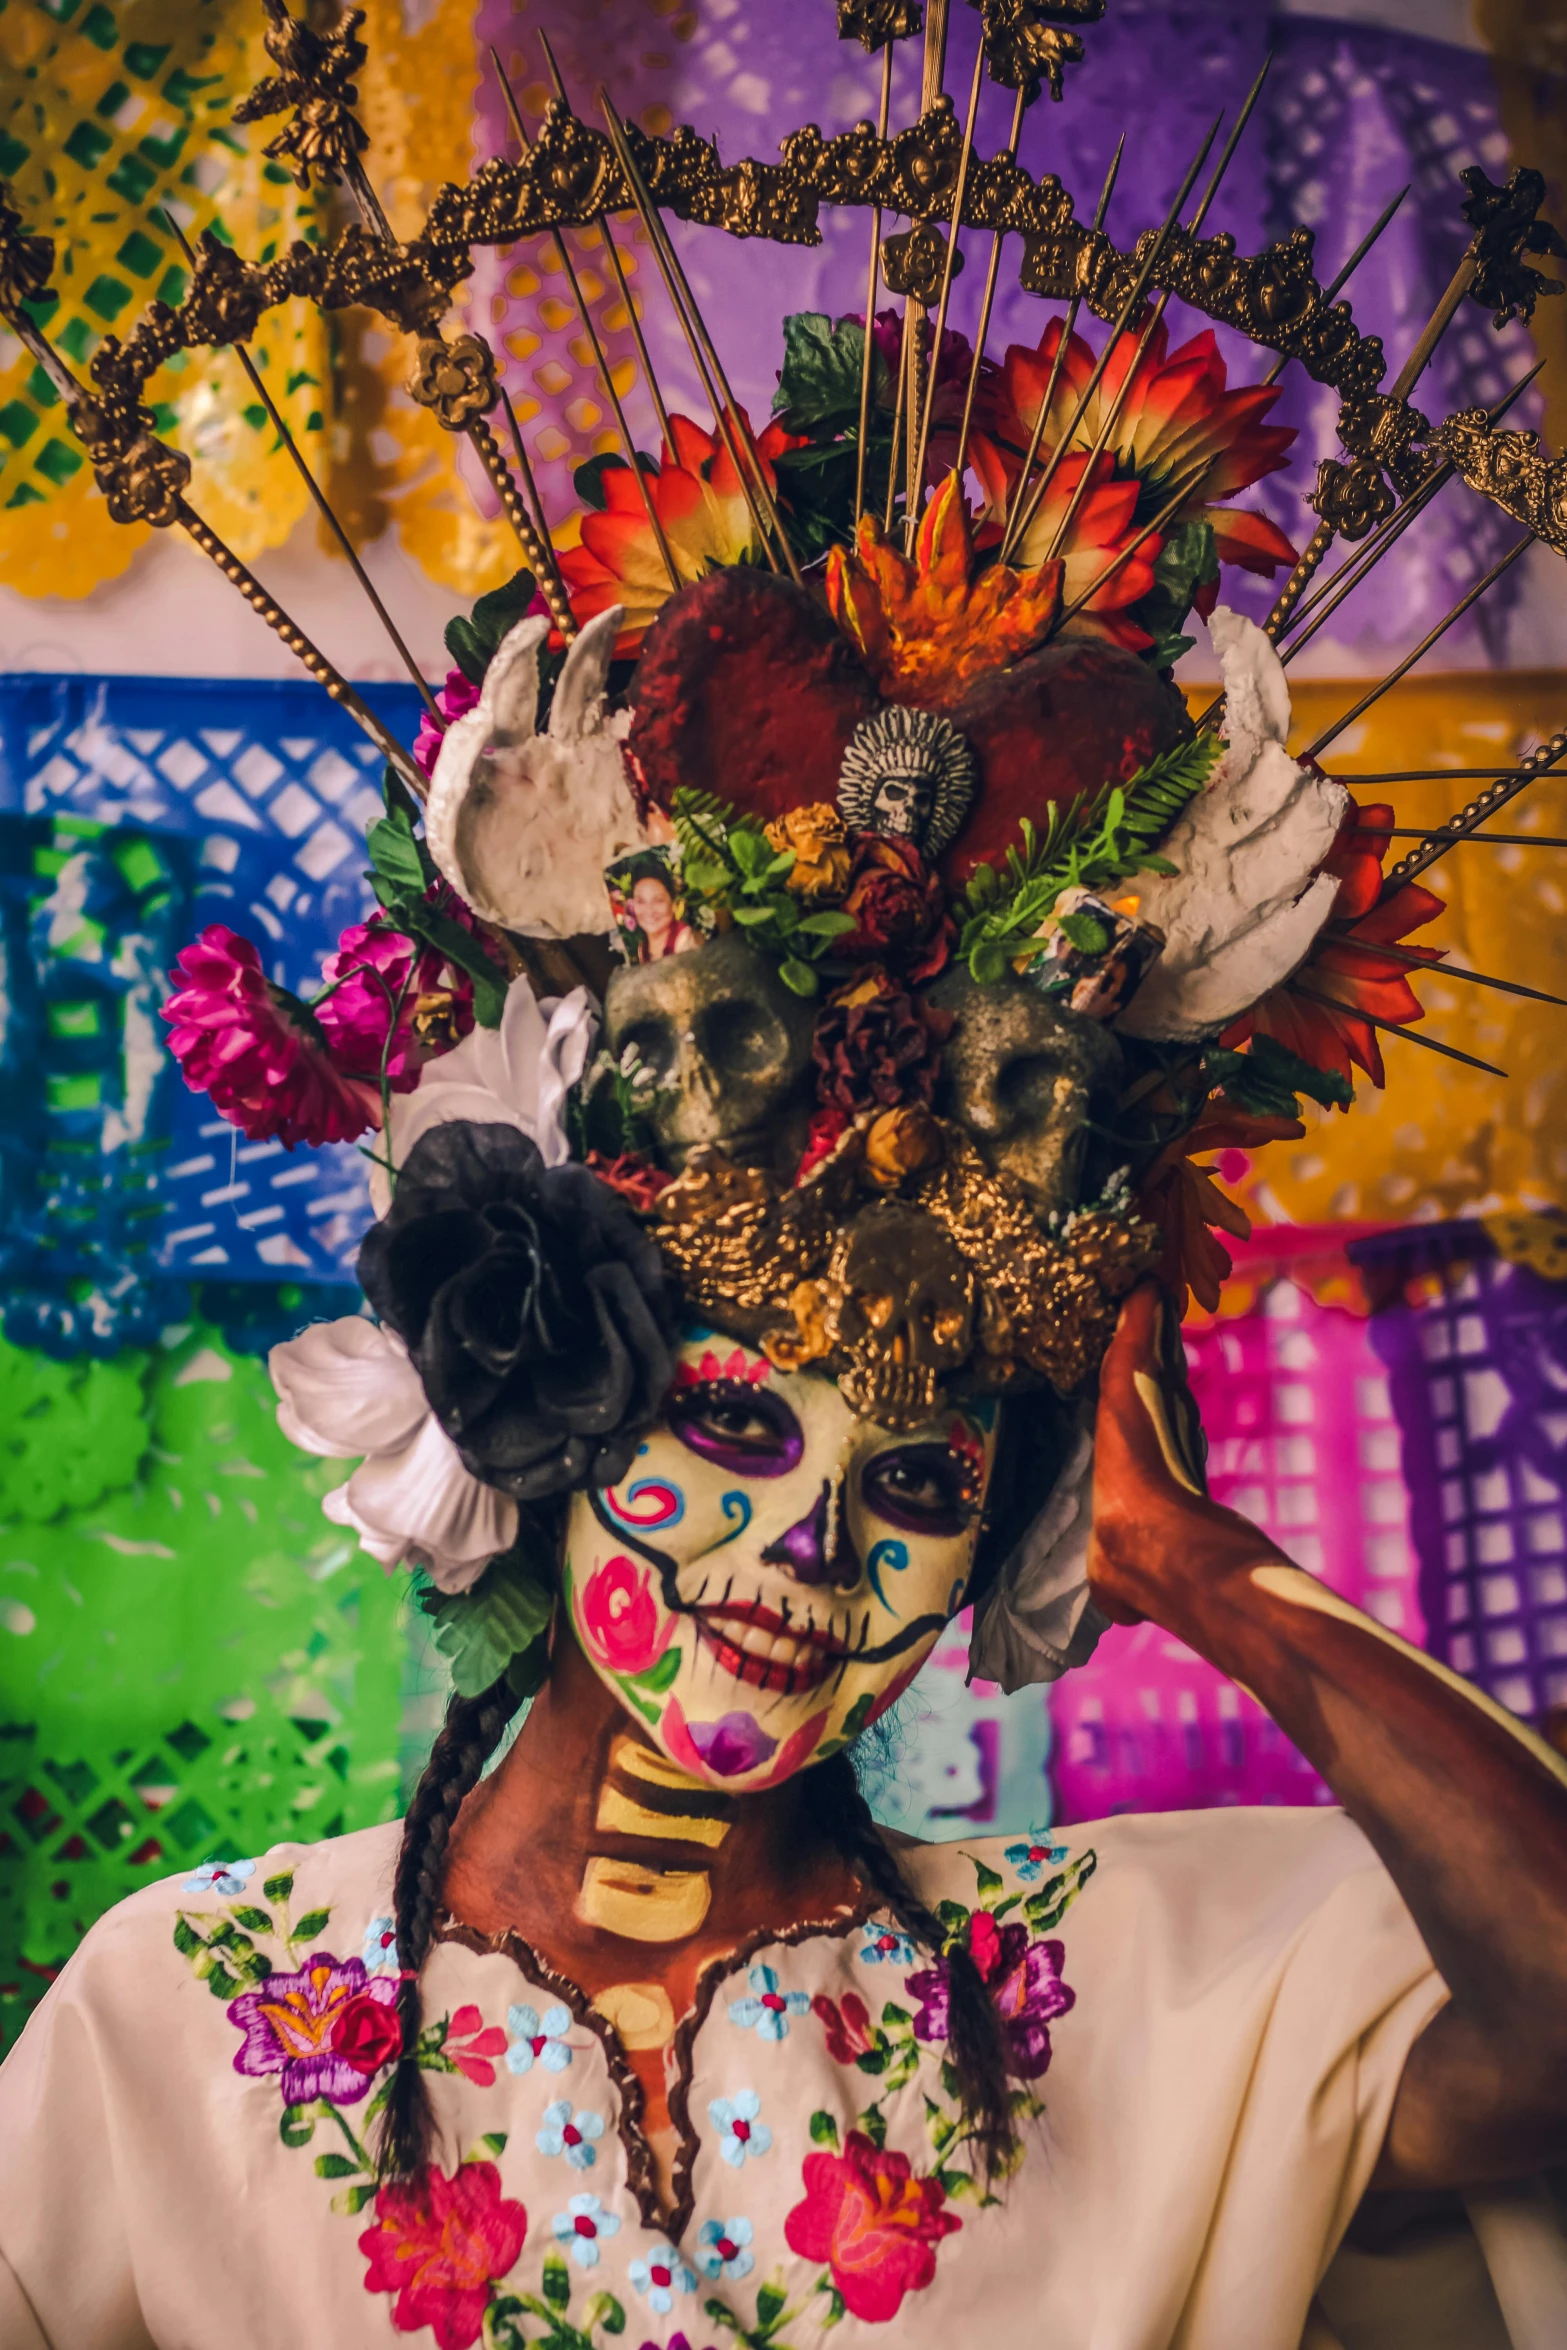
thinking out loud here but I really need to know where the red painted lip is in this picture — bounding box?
[691,1601,850,1696]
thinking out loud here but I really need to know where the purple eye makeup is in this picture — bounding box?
[860,1441,978,1538]
[665,1379,806,1477]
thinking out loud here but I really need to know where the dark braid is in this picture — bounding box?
[380,1675,523,2180]
[808,1749,1015,2182]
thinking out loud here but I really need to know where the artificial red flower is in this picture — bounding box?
[796,1106,851,1185]
[968,438,1166,648]
[784,2131,961,2324]
[972,313,1298,616]
[811,1988,875,2065]
[162,925,381,1148]
[1221,800,1445,1088]
[587,1150,673,1214]
[1139,1102,1305,1316]
[558,409,807,657]
[315,897,477,1093]
[443,2005,510,2088]
[331,1989,405,2076]
[359,2160,527,2350]
[838,834,952,979]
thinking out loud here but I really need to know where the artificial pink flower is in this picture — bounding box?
[413,666,482,782]
[162,925,380,1148]
[315,899,477,1094]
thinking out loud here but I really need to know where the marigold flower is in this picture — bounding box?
[763,802,853,901]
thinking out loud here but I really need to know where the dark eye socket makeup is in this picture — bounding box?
[859,1441,978,1537]
[665,1379,805,1475]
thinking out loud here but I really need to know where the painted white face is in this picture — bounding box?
[563,1325,998,1793]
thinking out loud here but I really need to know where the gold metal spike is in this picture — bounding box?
[1261,185,1409,387]
[1376,728,1567,898]
[953,86,1028,488]
[1287,982,1507,1079]
[854,40,896,525]
[907,36,987,544]
[1321,938,1567,1010]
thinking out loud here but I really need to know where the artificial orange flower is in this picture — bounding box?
[556,409,805,656]
[825,474,1063,700]
[1140,1101,1306,1316]
[971,313,1298,605]
[1221,800,1446,1089]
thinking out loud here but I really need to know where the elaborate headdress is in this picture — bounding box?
[10,0,1565,1693]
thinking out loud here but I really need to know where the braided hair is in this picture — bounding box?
[379,1674,524,2181]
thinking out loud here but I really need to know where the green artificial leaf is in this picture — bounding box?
[796,909,856,939]
[394,898,510,1029]
[574,450,656,512]
[428,1547,555,1698]
[444,566,538,686]
[853,2046,887,2077]
[263,1871,295,1905]
[819,2281,847,2327]
[366,806,428,896]
[1129,518,1220,672]
[480,2131,509,2157]
[543,2250,573,2309]
[1056,910,1110,955]
[939,2164,985,2202]
[628,1646,681,1695]
[1205,1033,1354,1119]
[293,1908,331,1943]
[809,2109,841,2149]
[774,311,882,431]
[314,2152,359,2179]
[229,1906,273,1934]
[779,956,819,997]
[279,2103,315,2148]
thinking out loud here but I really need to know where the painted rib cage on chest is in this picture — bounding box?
[576,1734,736,1943]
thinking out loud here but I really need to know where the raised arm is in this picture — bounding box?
[1088,1282,1567,2192]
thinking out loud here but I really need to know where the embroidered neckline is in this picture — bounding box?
[436,1894,876,2238]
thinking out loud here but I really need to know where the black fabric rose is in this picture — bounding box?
[359,1122,676,1500]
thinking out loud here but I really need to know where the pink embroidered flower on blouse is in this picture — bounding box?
[314,901,476,1093]
[227,1952,400,2106]
[784,2130,960,2324]
[413,665,483,782]
[908,1913,1075,2081]
[359,2160,528,2350]
[163,926,381,1148]
[442,2004,510,2088]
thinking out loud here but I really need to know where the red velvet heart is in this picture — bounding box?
[623,569,1192,888]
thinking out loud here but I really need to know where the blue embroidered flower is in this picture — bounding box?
[1003,1830,1069,1884]
[697,2215,754,2282]
[537,2099,605,2170]
[727,1964,808,2041]
[183,1859,255,1897]
[708,2090,771,2168]
[552,2191,620,2270]
[506,2002,574,2075]
[859,1921,917,1967]
[629,2243,697,2313]
[361,1916,400,1974]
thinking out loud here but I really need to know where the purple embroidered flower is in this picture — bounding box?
[682,1710,778,1779]
[185,1858,255,1897]
[227,1952,401,2106]
[728,1964,809,2042]
[908,1913,1075,2081]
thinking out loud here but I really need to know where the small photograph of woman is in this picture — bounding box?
[604,847,700,963]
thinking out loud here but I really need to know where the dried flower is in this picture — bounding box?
[863,1105,943,1189]
[162,925,381,1148]
[764,802,853,903]
[838,834,953,980]
[813,984,945,1114]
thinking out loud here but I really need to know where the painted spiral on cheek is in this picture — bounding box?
[602,1476,685,1531]
[714,1491,752,1547]
[867,1537,910,1611]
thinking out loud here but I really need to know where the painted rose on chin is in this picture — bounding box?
[663,1697,830,1787]
[580,1554,673,1676]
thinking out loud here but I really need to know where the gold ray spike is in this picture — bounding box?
[599,92,798,584]
[883,305,910,533]
[498,383,572,618]
[1343,827,1567,847]
[906,36,988,547]
[1040,54,1271,565]
[1330,771,1521,786]
[534,30,675,459]
[1286,982,1507,1078]
[162,214,443,727]
[953,87,1028,488]
[854,40,896,526]
[998,134,1122,558]
[1322,938,1567,1009]
[1376,728,1567,897]
[1000,114,1219,566]
[1299,535,1536,765]
[1261,186,1409,388]
[492,49,680,595]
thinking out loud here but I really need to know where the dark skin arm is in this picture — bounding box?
[1089,1282,1567,2193]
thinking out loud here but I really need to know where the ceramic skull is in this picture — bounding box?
[603,933,817,1174]
[827,1202,977,1430]
[925,967,1122,1216]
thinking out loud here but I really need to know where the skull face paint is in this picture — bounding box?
[563,1329,998,1793]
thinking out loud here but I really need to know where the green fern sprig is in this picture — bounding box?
[958,733,1222,986]
[670,785,855,995]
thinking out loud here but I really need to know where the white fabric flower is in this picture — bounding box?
[1116,607,1349,1041]
[425,605,648,939]
[269,1316,516,1593]
[968,1425,1108,1691]
[369,980,598,1217]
